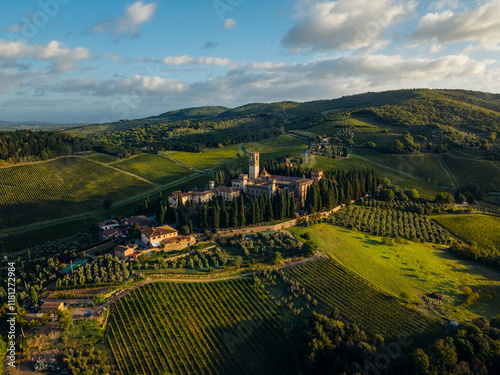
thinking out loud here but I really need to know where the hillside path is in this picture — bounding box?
[92,252,322,314]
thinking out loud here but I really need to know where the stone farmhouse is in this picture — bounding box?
[169,152,323,208]
[140,225,195,250]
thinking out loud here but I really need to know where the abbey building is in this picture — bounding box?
[170,152,322,209]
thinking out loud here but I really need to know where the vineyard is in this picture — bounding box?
[0,157,152,230]
[0,217,94,253]
[334,205,451,243]
[440,153,500,190]
[112,153,193,184]
[106,280,296,375]
[352,149,453,187]
[83,153,119,164]
[285,257,440,339]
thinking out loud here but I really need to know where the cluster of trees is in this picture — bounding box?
[455,185,486,204]
[361,197,452,215]
[56,255,130,288]
[365,90,500,134]
[0,130,92,164]
[94,116,286,153]
[408,319,500,375]
[305,169,379,214]
[335,206,451,244]
[236,232,301,258]
[297,313,381,375]
[298,313,500,375]
[449,241,500,271]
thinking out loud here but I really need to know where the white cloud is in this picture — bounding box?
[282,0,417,52]
[52,75,187,97]
[223,18,237,29]
[0,39,91,72]
[92,1,156,37]
[413,0,500,50]
[163,55,238,67]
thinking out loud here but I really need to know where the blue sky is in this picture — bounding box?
[1,0,499,123]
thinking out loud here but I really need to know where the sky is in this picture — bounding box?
[1,0,500,123]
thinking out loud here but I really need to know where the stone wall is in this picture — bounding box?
[214,202,351,238]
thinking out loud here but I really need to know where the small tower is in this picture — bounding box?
[208,181,215,190]
[311,170,323,183]
[249,152,260,180]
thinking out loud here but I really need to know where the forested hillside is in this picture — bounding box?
[1,89,499,164]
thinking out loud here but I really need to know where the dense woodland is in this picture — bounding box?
[0,130,92,164]
[298,313,500,375]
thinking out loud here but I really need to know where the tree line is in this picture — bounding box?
[0,130,92,164]
[297,313,500,375]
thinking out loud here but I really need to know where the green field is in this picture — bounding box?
[286,257,440,339]
[312,155,444,198]
[112,154,193,184]
[167,144,245,170]
[0,157,152,230]
[440,153,500,190]
[352,149,454,187]
[434,214,500,251]
[106,280,295,375]
[290,224,500,321]
[167,135,308,171]
[245,135,308,162]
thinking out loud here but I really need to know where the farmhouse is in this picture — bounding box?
[114,245,136,260]
[40,301,65,313]
[98,220,119,231]
[122,215,156,229]
[169,152,322,208]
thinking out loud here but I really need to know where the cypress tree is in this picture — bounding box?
[239,195,246,227]
[201,204,208,229]
[178,196,187,226]
[156,199,165,226]
[221,208,229,228]
[232,198,239,227]
[213,205,220,231]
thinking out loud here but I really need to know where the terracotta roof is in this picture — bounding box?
[123,215,155,228]
[192,190,214,196]
[40,302,64,311]
[214,186,241,194]
[98,220,119,226]
[114,245,134,253]
[142,225,178,238]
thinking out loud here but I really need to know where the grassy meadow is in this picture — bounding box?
[433,214,500,251]
[112,153,193,184]
[167,135,308,171]
[290,224,500,321]
[245,135,308,162]
[167,144,245,170]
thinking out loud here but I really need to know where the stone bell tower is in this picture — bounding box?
[249,152,259,180]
